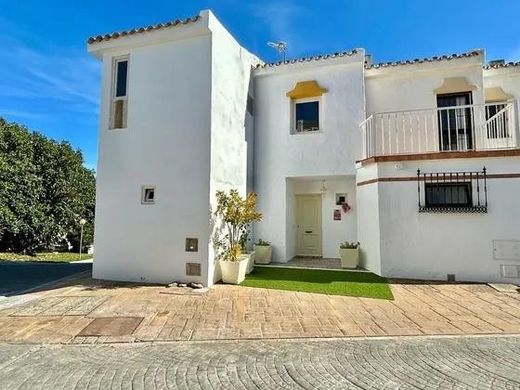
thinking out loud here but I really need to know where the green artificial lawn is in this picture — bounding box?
[241,267,394,300]
[0,252,93,263]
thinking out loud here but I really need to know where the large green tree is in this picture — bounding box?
[0,118,96,253]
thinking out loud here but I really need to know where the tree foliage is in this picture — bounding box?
[0,117,96,253]
[214,189,262,262]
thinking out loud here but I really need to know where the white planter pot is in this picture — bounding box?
[254,245,272,264]
[245,251,255,274]
[220,257,249,284]
[340,248,359,269]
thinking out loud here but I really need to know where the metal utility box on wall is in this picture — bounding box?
[493,240,520,261]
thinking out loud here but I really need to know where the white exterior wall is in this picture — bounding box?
[355,163,382,274]
[91,11,259,286]
[207,13,260,283]
[365,56,485,114]
[89,9,520,284]
[357,157,520,284]
[253,54,366,261]
[93,30,213,285]
[365,57,489,152]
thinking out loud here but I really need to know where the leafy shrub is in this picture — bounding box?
[214,190,262,261]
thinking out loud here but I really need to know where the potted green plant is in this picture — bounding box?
[339,242,360,269]
[214,190,262,284]
[239,227,256,274]
[253,239,272,264]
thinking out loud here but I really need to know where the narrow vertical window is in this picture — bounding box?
[110,56,129,129]
[115,60,128,98]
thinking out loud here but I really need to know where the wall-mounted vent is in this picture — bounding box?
[501,264,520,278]
[186,263,201,276]
[447,274,456,282]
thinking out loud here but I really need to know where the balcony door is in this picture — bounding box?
[437,92,473,151]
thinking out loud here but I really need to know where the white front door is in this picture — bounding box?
[296,194,322,256]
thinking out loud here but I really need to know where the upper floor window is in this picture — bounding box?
[294,99,320,133]
[110,56,129,129]
[436,92,473,151]
[286,80,327,134]
[114,59,128,98]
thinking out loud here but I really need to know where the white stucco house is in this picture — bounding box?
[87,10,520,287]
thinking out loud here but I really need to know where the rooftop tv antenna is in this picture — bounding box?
[267,41,288,61]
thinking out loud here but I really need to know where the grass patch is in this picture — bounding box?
[241,267,393,300]
[0,252,92,263]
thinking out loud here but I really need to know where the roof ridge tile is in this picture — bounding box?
[87,15,201,45]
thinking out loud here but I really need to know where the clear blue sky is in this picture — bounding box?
[1,0,519,169]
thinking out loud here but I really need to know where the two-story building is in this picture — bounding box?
[88,10,520,287]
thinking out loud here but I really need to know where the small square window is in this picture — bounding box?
[141,186,155,205]
[336,193,348,205]
[295,101,319,133]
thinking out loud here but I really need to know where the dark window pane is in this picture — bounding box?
[295,101,319,132]
[436,92,473,150]
[425,183,472,208]
[115,60,128,97]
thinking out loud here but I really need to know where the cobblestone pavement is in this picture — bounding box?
[0,336,519,389]
[0,277,519,344]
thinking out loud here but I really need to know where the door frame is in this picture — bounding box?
[295,194,323,257]
[436,91,474,151]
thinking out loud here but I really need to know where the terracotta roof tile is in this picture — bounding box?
[254,50,358,69]
[87,15,201,45]
[483,61,520,70]
[366,50,482,69]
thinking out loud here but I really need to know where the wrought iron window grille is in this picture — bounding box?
[417,167,487,213]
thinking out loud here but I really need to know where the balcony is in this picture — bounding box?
[360,102,518,160]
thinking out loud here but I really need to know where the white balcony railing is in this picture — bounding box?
[360,102,518,159]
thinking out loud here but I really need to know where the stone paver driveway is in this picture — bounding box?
[0,277,518,344]
[0,336,519,389]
